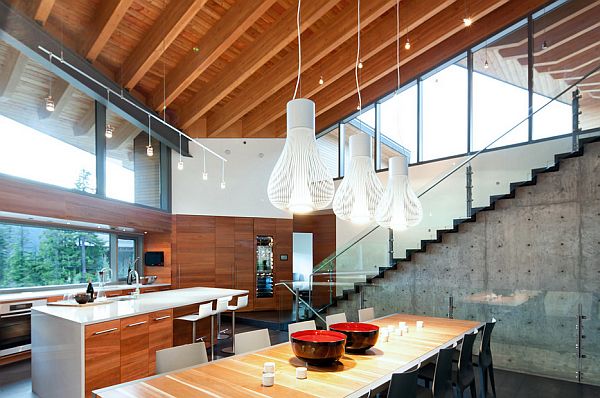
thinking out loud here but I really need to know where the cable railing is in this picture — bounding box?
[303,61,600,312]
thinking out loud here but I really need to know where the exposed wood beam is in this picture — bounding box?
[107,122,141,150]
[73,106,95,136]
[207,0,415,135]
[541,49,600,74]
[121,0,209,90]
[525,29,600,67]
[311,0,552,136]
[149,0,277,110]
[38,78,72,119]
[238,0,457,137]
[80,0,134,61]
[0,46,28,101]
[11,0,55,25]
[177,0,340,130]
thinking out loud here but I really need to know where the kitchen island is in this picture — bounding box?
[31,287,247,398]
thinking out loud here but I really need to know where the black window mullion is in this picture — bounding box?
[467,50,473,154]
[527,15,534,142]
[94,100,107,197]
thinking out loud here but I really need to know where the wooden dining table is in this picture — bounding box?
[94,314,482,398]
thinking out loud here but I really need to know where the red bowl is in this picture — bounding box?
[329,322,379,352]
[290,330,347,365]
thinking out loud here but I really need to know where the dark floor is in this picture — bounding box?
[1,321,599,398]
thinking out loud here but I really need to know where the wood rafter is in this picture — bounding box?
[149,0,278,110]
[107,122,141,150]
[239,0,457,137]
[121,0,209,90]
[11,0,55,25]
[80,0,134,61]
[177,0,340,130]
[207,0,413,136]
[0,46,28,101]
[73,106,94,136]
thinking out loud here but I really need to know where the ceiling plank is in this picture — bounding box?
[149,0,278,110]
[80,0,135,61]
[0,46,28,101]
[121,0,210,90]
[238,0,457,137]
[177,0,340,130]
[207,0,418,136]
[32,0,55,25]
[312,0,552,135]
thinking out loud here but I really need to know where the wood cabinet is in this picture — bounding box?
[148,309,173,375]
[84,320,121,398]
[120,314,149,383]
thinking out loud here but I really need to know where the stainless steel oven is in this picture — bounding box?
[0,299,46,357]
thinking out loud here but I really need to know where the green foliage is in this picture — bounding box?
[74,169,93,193]
[0,223,109,288]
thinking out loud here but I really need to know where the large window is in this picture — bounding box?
[0,222,110,289]
[316,126,340,179]
[106,110,161,207]
[116,238,137,280]
[472,23,529,150]
[0,41,96,193]
[421,58,468,160]
[379,84,418,166]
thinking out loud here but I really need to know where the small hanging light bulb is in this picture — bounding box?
[105,124,114,138]
[358,59,363,69]
[463,17,472,27]
[202,148,208,180]
[319,76,324,85]
[404,37,411,50]
[541,40,548,50]
[146,115,153,157]
[45,96,55,112]
[484,59,489,69]
[177,133,184,171]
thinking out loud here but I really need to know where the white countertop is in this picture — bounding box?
[32,287,247,325]
[0,283,171,303]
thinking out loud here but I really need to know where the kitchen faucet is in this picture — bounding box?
[131,269,140,298]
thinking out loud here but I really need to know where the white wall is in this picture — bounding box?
[172,138,291,218]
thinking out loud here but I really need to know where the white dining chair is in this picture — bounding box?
[358,307,375,322]
[156,342,208,374]
[234,328,271,355]
[287,320,317,339]
[326,312,347,330]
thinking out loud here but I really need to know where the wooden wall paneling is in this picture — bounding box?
[234,217,254,311]
[174,215,216,288]
[0,175,171,233]
[215,217,235,288]
[143,231,172,284]
[275,218,293,310]
[253,218,277,310]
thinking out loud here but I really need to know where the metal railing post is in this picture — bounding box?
[576,303,587,383]
[388,228,394,266]
[448,296,454,319]
[294,287,300,322]
[466,164,473,217]
[572,89,582,152]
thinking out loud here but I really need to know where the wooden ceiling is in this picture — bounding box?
[8,0,588,140]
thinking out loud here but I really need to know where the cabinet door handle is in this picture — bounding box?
[127,321,147,327]
[154,315,171,321]
[93,327,118,335]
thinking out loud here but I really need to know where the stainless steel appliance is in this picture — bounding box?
[0,299,46,357]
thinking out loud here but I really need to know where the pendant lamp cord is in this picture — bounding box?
[355,0,362,112]
[292,0,302,100]
[396,0,400,92]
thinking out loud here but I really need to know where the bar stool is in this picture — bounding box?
[175,302,216,359]
[222,295,248,354]
[217,296,233,340]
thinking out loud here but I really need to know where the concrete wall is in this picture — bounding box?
[332,140,600,385]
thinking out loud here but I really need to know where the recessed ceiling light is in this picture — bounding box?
[192,46,200,53]
[463,17,473,27]
[225,149,231,155]
[259,153,264,158]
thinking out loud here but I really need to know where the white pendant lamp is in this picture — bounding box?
[267,0,334,214]
[333,134,383,224]
[375,155,422,230]
[268,98,334,213]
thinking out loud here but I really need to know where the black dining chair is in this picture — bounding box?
[455,331,478,398]
[412,345,456,398]
[385,364,419,397]
[477,319,497,398]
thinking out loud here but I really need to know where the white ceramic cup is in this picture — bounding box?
[395,327,403,336]
[381,333,389,342]
[416,321,424,329]
[387,325,395,333]
[263,362,275,373]
[262,372,275,387]
[296,367,308,379]
[399,321,407,329]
